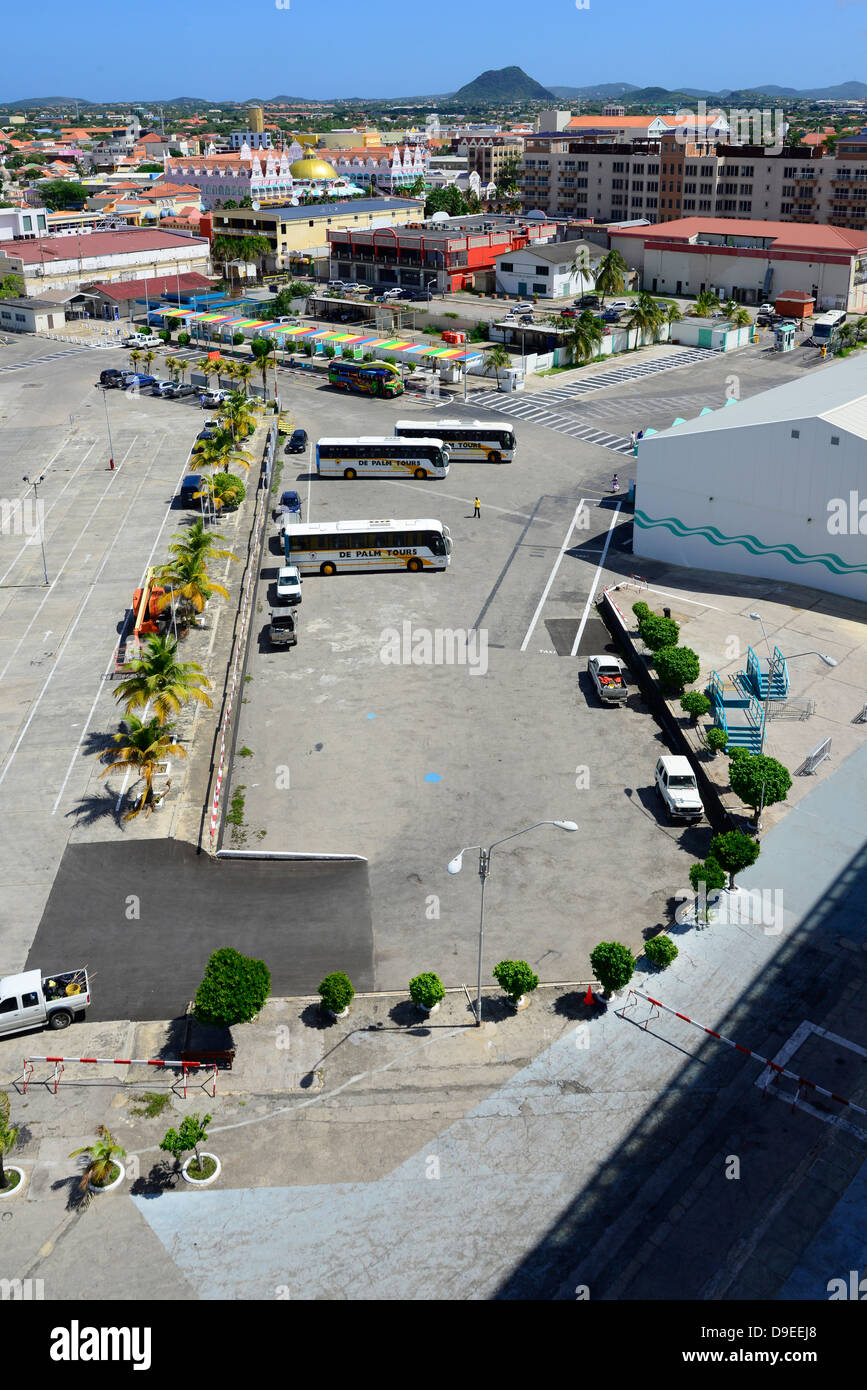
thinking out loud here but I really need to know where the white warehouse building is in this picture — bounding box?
[634,355,867,603]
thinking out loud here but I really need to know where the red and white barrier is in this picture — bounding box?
[621,989,867,1120]
[22,1056,219,1098]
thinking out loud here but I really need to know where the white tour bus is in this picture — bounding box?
[811,310,847,347]
[394,418,516,463]
[316,437,449,479]
[282,518,452,574]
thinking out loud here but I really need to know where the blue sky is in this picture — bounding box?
[4,0,866,102]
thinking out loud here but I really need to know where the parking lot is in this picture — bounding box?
[228,377,703,993]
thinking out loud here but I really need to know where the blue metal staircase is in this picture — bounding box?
[744,646,789,702]
[708,670,765,752]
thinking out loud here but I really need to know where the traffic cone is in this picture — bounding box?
[584,985,595,1006]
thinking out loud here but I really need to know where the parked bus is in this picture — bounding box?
[327,359,404,398]
[811,310,847,348]
[282,518,452,574]
[316,437,449,479]
[394,418,516,464]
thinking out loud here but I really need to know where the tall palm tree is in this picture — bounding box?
[142,349,156,377]
[128,347,142,372]
[230,360,257,397]
[569,244,593,296]
[194,424,254,473]
[664,302,683,327]
[114,634,213,724]
[566,311,604,365]
[855,316,867,342]
[693,290,720,318]
[251,339,276,399]
[219,389,259,439]
[163,356,180,384]
[625,292,666,343]
[99,716,186,819]
[728,306,753,328]
[168,518,237,567]
[594,249,628,308]
[481,345,513,391]
[196,356,221,390]
[69,1126,128,1192]
[155,551,230,617]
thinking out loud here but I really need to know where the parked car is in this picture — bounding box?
[601,309,622,323]
[327,280,345,292]
[0,967,91,1037]
[200,388,229,407]
[121,333,161,349]
[98,368,126,388]
[275,565,303,605]
[608,300,630,310]
[122,373,158,390]
[576,295,600,308]
[281,490,302,512]
[285,429,308,455]
[587,655,628,705]
[560,307,579,318]
[150,380,175,397]
[179,474,204,508]
[758,302,775,315]
[197,427,217,441]
[269,608,299,647]
[654,755,704,823]
[513,301,534,311]
[164,382,195,398]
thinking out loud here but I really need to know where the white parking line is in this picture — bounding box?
[383,476,548,523]
[520,501,587,653]
[570,504,622,657]
[0,439,99,587]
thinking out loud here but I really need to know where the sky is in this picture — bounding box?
[3,0,866,102]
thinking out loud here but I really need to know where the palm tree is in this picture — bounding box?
[69,1126,128,1192]
[728,306,753,329]
[128,347,142,373]
[231,360,257,397]
[569,244,593,296]
[163,356,180,384]
[194,424,254,473]
[196,356,221,390]
[0,1091,19,1191]
[693,290,720,318]
[155,551,230,617]
[168,518,237,567]
[625,292,666,343]
[855,316,867,342]
[481,345,513,391]
[219,389,259,439]
[594,248,628,308]
[664,302,683,327]
[114,634,213,724]
[99,716,186,819]
[251,338,276,399]
[566,311,604,365]
[142,349,156,377]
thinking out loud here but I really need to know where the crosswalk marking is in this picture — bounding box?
[0,346,105,373]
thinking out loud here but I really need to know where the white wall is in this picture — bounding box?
[634,415,867,601]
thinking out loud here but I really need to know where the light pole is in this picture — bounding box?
[447,820,578,1025]
[21,473,48,585]
[100,384,115,470]
[748,613,837,754]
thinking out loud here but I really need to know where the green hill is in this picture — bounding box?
[453,66,554,103]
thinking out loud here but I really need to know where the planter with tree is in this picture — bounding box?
[194,947,271,1027]
[161,1113,219,1185]
[492,958,539,1010]
[409,972,446,1015]
[69,1125,127,1194]
[728,751,792,826]
[0,1091,23,1197]
[680,690,712,724]
[709,831,761,888]
[644,934,678,969]
[706,726,729,757]
[318,972,355,1019]
[688,857,727,924]
[654,645,701,695]
[589,941,635,1000]
[638,613,680,652]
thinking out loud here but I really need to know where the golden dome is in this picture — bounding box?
[290,156,338,180]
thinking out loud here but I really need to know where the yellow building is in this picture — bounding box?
[211,198,419,270]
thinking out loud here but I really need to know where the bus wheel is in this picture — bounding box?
[488,450,502,464]
[414,468,428,479]
[320,561,337,576]
[344,468,357,479]
[407,558,423,572]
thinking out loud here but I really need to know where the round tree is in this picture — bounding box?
[492,959,539,1006]
[409,972,446,1011]
[318,971,354,1015]
[160,1113,213,1180]
[644,934,678,969]
[728,751,792,822]
[654,645,700,694]
[589,941,635,998]
[632,601,651,621]
[194,947,271,1027]
[233,332,245,346]
[688,856,727,922]
[177,332,191,347]
[680,690,711,723]
[709,830,761,887]
[638,614,680,652]
[706,726,728,755]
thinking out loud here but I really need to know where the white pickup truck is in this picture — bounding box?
[0,968,91,1037]
[587,654,628,704]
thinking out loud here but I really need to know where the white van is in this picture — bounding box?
[654,755,704,822]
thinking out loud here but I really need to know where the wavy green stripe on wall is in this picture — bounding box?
[634,511,867,577]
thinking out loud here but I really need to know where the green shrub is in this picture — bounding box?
[160,1113,212,1169]
[211,471,246,508]
[645,934,678,968]
[680,690,712,722]
[194,947,271,1026]
[492,958,539,1004]
[706,726,728,753]
[728,751,792,820]
[589,941,635,995]
[409,972,446,1010]
[638,613,680,651]
[469,322,489,342]
[177,332,191,347]
[632,601,651,621]
[318,971,354,1014]
[654,645,700,693]
[324,344,336,359]
[158,329,171,344]
[688,856,726,895]
[233,332,245,345]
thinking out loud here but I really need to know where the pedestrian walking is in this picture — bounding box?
[473,496,481,518]
[629,430,636,448]
[611,474,620,494]
[636,429,644,441]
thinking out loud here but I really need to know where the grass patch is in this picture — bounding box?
[270,458,284,495]
[130,1091,172,1119]
[239,746,253,757]
[443,311,459,319]
[185,1155,218,1182]
[0,1169,21,1192]
[227,786,246,828]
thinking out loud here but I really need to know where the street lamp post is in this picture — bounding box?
[100,384,115,470]
[748,613,837,755]
[21,473,48,585]
[447,820,578,1025]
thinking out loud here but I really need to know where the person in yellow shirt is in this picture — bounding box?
[473,497,481,518]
